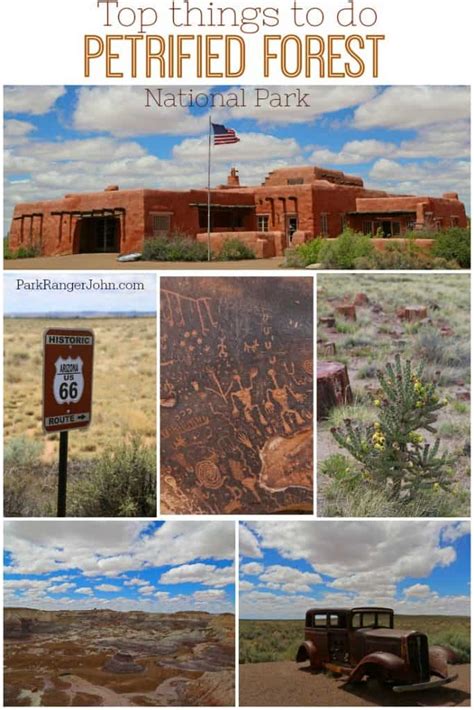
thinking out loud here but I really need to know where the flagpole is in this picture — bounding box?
[207,115,212,262]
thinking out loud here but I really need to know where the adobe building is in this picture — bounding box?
[7,166,467,258]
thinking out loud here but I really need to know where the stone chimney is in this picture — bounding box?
[442,192,459,200]
[227,168,240,187]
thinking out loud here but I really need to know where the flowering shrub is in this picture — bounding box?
[331,354,452,497]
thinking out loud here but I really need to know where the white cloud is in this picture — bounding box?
[220,85,377,124]
[75,587,94,596]
[404,583,431,598]
[241,562,264,576]
[173,131,301,163]
[4,86,66,115]
[124,577,148,587]
[73,86,208,136]
[159,563,234,587]
[239,525,262,559]
[247,521,465,587]
[4,521,234,577]
[239,580,254,591]
[193,589,227,603]
[95,584,120,593]
[353,86,470,130]
[260,565,322,593]
[138,585,155,595]
[48,582,76,593]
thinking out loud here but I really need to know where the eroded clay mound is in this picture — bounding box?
[154,669,235,706]
[102,652,145,674]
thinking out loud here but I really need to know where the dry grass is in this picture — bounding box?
[4,317,156,462]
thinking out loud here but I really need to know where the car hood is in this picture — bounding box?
[355,628,417,640]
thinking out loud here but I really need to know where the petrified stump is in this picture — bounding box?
[317,361,353,420]
[336,304,357,321]
[160,277,313,514]
[318,315,336,328]
[353,292,369,306]
[397,305,428,321]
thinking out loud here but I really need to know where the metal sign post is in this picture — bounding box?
[43,328,94,517]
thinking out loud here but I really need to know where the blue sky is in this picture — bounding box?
[240,521,470,618]
[4,521,235,613]
[3,272,156,315]
[4,85,470,235]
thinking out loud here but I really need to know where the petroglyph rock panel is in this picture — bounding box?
[160,277,313,514]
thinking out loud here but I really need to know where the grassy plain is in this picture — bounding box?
[4,317,156,516]
[239,616,470,664]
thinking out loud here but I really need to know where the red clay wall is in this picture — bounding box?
[9,189,147,256]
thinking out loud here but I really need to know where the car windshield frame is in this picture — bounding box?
[351,610,394,629]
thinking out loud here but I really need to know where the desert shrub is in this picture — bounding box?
[430,228,470,268]
[4,243,41,259]
[354,241,457,270]
[284,238,323,267]
[69,438,156,517]
[430,631,471,663]
[319,229,374,269]
[331,355,453,498]
[217,238,255,261]
[414,328,470,369]
[4,436,43,468]
[142,234,209,262]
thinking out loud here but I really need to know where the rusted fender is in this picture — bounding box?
[348,652,405,683]
[296,641,321,669]
[429,645,457,678]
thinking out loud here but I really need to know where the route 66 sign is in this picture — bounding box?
[43,328,94,432]
[53,357,85,405]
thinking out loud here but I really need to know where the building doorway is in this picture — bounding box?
[381,220,392,237]
[78,217,119,252]
[286,215,298,244]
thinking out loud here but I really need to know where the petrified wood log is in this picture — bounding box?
[353,292,369,306]
[397,305,428,321]
[160,277,313,514]
[318,315,336,328]
[317,361,353,420]
[335,304,357,321]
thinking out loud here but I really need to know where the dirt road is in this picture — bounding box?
[4,253,286,270]
[239,661,470,706]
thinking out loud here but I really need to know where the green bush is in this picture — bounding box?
[331,355,452,498]
[430,631,471,663]
[142,234,209,262]
[354,241,458,270]
[69,438,156,517]
[4,436,43,468]
[431,227,470,268]
[217,238,256,261]
[284,238,323,267]
[319,229,374,269]
[4,242,41,259]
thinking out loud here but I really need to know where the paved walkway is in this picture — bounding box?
[4,253,286,271]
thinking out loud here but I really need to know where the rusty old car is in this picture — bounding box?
[296,607,457,692]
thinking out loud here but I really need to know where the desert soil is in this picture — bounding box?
[4,253,285,270]
[239,660,470,707]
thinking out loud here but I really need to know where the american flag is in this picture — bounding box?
[212,122,240,145]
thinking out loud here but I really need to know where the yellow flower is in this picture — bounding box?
[374,399,381,407]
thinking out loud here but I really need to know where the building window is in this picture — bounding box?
[287,177,304,185]
[258,215,269,232]
[362,220,373,236]
[451,215,460,227]
[392,221,401,236]
[320,213,329,236]
[151,213,171,236]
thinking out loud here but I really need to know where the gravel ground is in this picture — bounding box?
[239,660,470,707]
